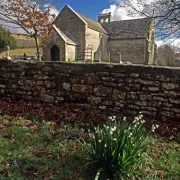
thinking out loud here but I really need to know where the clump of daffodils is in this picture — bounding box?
[108,116,116,122]
[151,124,159,132]
[133,113,145,125]
[87,113,160,179]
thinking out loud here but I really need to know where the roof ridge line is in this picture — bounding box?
[103,17,151,23]
[65,5,87,25]
[77,12,99,24]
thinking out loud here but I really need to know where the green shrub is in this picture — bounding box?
[0,27,16,53]
[86,114,155,180]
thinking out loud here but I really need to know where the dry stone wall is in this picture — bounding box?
[0,60,179,121]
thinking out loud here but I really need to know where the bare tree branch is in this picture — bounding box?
[0,0,56,61]
[116,0,180,40]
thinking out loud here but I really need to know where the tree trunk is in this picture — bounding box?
[34,35,41,61]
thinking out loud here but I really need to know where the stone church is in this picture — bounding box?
[43,5,156,64]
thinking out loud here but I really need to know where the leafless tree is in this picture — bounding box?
[0,0,56,61]
[116,0,180,40]
[157,44,176,66]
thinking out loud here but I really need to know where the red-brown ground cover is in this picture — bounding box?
[0,99,179,140]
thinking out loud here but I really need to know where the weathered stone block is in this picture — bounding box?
[161,111,174,117]
[141,107,157,111]
[111,73,126,78]
[55,97,64,102]
[164,91,180,97]
[42,66,51,72]
[85,73,99,84]
[102,77,118,82]
[16,90,30,95]
[23,96,33,101]
[47,89,57,96]
[141,74,154,80]
[129,84,140,90]
[17,80,24,86]
[96,72,109,77]
[125,78,135,83]
[118,83,131,91]
[161,116,170,121]
[41,94,54,103]
[44,81,56,88]
[102,77,124,82]
[159,75,171,82]
[148,101,162,108]
[153,96,168,103]
[12,67,24,72]
[127,92,137,99]
[163,103,172,108]
[136,79,160,86]
[128,104,140,110]
[26,80,36,86]
[102,81,117,87]
[129,73,139,78]
[148,87,159,92]
[99,106,107,110]
[139,95,152,101]
[36,86,46,94]
[0,85,6,88]
[112,90,126,100]
[102,101,113,106]
[94,86,112,96]
[141,111,157,116]
[37,81,43,86]
[169,98,180,104]
[134,101,147,106]
[72,84,93,93]
[115,101,124,107]
[87,96,101,105]
[162,83,179,90]
[171,108,180,113]
[12,85,17,89]
[20,86,31,91]
[34,75,51,80]
[71,77,81,83]
[63,83,71,91]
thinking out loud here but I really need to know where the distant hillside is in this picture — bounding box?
[11,34,33,40]
[11,33,36,48]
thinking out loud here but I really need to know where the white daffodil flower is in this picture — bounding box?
[123,117,126,121]
[111,127,116,132]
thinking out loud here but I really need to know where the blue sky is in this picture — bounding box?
[56,0,112,21]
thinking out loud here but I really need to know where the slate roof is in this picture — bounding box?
[77,13,108,34]
[101,18,152,39]
[53,25,78,45]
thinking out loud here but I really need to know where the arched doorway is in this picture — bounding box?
[51,45,60,61]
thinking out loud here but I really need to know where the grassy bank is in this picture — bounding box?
[0,48,36,58]
[0,115,179,179]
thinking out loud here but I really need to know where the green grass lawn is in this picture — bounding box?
[0,115,179,180]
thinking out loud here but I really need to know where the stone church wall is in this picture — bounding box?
[66,44,76,61]
[43,30,66,61]
[108,38,147,64]
[54,6,86,58]
[86,28,108,61]
[0,60,179,122]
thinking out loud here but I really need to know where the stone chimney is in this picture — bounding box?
[98,12,111,23]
